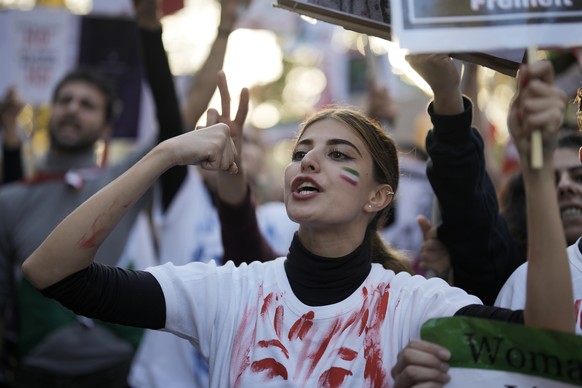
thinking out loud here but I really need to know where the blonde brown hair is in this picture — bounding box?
[297,108,411,274]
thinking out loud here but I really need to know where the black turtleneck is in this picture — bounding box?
[284,233,372,306]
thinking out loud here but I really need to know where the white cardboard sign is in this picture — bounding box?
[390,0,582,53]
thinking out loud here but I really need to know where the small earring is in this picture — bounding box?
[386,191,394,196]
[368,204,372,209]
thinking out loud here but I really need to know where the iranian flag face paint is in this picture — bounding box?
[340,167,359,187]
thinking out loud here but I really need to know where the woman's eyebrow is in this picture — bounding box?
[296,138,362,157]
[327,139,362,157]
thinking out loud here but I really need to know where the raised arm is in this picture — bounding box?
[181,0,251,129]
[208,71,278,263]
[21,124,238,289]
[135,0,188,211]
[408,54,521,305]
[509,60,572,332]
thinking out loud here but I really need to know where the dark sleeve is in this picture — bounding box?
[2,146,23,184]
[425,96,523,306]
[40,262,166,329]
[138,27,187,211]
[454,304,524,323]
[216,185,279,266]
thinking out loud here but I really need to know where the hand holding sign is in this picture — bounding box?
[527,46,544,169]
[507,59,567,173]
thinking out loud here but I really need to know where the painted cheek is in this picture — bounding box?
[339,167,360,187]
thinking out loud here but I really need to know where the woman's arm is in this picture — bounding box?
[208,71,279,263]
[22,124,238,289]
[509,60,573,332]
[408,54,522,305]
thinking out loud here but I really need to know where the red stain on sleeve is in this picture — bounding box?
[318,367,353,387]
[251,358,288,380]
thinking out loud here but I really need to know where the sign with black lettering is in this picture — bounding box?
[421,317,582,387]
[391,0,582,53]
[274,0,526,76]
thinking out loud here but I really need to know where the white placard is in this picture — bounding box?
[390,0,582,53]
[2,9,79,105]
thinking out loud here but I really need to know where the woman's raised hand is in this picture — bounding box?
[165,123,238,174]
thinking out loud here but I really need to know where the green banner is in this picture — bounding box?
[421,317,582,386]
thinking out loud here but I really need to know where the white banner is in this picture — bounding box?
[0,9,79,105]
[390,0,582,53]
[421,317,582,387]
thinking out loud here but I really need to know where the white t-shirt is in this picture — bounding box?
[129,168,299,388]
[147,257,481,387]
[495,239,582,335]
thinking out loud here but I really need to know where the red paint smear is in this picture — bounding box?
[359,309,369,336]
[318,367,353,387]
[363,338,385,386]
[251,358,288,380]
[274,305,284,338]
[288,311,314,341]
[232,309,254,388]
[306,319,341,379]
[261,293,274,316]
[374,288,389,323]
[575,299,581,331]
[363,283,390,386]
[232,283,263,387]
[343,291,372,337]
[341,312,358,334]
[338,347,358,361]
[258,339,289,359]
[77,215,107,249]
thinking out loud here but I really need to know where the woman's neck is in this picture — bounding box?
[296,227,367,258]
[284,232,372,306]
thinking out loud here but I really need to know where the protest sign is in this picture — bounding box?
[0,9,78,106]
[78,16,142,138]
[390,0,582,54]
[274,0,525,76]
[421,317,582,387]
[0,10,144,139]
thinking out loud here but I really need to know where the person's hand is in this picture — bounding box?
[406,54,463,115]
[391,340,451,388]
[406,54,460,97]
[164,123,238,173]
[205,70,250,162]
[0,86,25,149]
[219,0,252,33]
[367,80,396,124]
[417,215,453,284]
[507,60,567,170]
[133,0,161,30]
